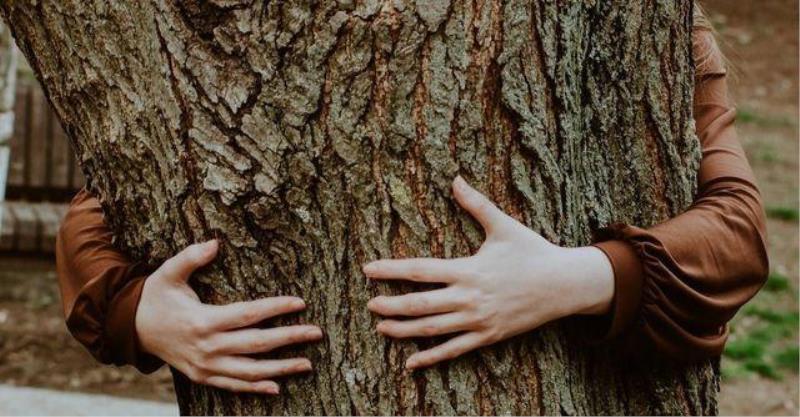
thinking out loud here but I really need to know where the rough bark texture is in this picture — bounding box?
[3,1,717,415]
[0,21,16,202]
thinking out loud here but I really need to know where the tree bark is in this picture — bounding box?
[2,1,718,415]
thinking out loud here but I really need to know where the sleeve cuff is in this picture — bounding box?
[105,275,164,374]
[589,237,645,340]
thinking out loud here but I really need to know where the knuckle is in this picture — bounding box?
[421,325,439,337]
[409,268,424,281]
[238,367,259,380]
[239,306,260,324]
[380,322,398,336]
[288,328,307,343]
[474,199,494,217]
[440,349,456,361]
[195,338,216,356]
[250,337,270,352]
[193,360,211,373]
[408,298,428,315]
[475,314,490,327]
[418,354,435,366]
[187,367,207,384]
[462,289,481,309]
[483,329,502,344]
[188,317,210,335]
[474,308,496,329]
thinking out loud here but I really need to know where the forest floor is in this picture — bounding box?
[0,0,796,415]
[705,0,799,415]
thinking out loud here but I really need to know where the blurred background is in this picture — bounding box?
[0,1,797,415]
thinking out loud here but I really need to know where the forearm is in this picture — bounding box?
[584,114,768,358]
[56,189,162,372]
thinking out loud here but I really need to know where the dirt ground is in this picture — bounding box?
[0,0,797,415]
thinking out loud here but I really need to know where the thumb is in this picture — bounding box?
[452,176,508,235]
[155,240,219,284]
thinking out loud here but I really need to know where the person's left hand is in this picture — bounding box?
[364,176,614,369]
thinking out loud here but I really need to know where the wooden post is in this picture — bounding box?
[0,22,18,234]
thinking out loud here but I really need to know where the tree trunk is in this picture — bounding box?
[2,1,718,415]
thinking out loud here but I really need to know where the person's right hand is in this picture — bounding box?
[135,240,322,394]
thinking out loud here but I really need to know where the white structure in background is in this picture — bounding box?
[0,384,177,416]
[0,22,17,231]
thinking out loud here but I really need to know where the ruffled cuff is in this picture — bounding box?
[105,275,164,374]
[587,223,645,341]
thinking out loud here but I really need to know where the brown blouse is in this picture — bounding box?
[55,29,768,372]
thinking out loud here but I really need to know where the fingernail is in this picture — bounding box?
[291,299,306,309]
[298,360,313,372]
[306,327,323,339]
[454,175,466,189]
[203,239,218,253]
[265,382,280,394]
[362,263,376,275]
[366,298,378,310]
[405,357,418,369]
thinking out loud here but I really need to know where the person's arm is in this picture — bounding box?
[365,177,615,369]
[56,189,162,373]
[589,29,768,360]
[56,190,323,393]
[364,29,767,368]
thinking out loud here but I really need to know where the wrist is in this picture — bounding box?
[133,278,157,357]
[563,246,615,316]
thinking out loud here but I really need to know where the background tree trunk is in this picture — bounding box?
[2,1,717,415]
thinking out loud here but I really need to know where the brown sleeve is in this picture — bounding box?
[56,189,163,373]
[589,29,769,360]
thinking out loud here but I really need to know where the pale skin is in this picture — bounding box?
[135,176,614,393]
[365,176,615,369]
[135,240,323,395]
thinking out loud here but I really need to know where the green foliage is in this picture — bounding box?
[743,359,781,379]
[738,107,797,128]
[720,362,749,380]
[766,206,800,222]
[774,346,799,371]
[744,306,799,326]
[763,272,792,292]
[750,142,780,163]
[725,338,764,360]
[723,307,799,380]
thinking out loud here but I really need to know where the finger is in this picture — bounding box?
[363,257,464,283]
[204,376,279,394]
[452,176,509,234]
[406,332,486,369]
[209,356,312,381]
[377,312,472,339]
[368,288,466,317]
[157,240,219,283]
[213,325,323,355]
[206,296,307,331]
